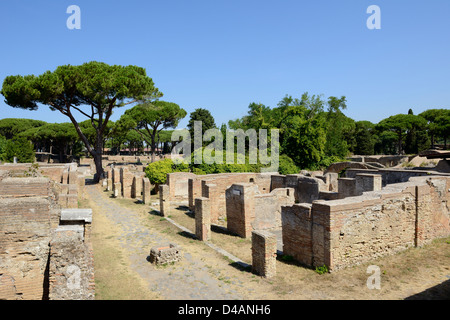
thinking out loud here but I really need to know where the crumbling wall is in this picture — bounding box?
[167,172,197,202]
[251,230,277,278]
[226,183,257,238]
[0,177,59,300]
[186,172,273,213]
[270,173,337,203]
[49,209,94,300]
[0,165,94,300]
[281,176,450,271]
[226,183,295,238]
[199,173,273,223]
[345,168,450,187]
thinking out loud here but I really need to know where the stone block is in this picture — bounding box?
[251,230,277,278]
[142,177,151,204]
[159,184,170,216]
[195,197,211,241]
[149,243,182,265]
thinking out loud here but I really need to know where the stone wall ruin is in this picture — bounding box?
[0,163,94,300]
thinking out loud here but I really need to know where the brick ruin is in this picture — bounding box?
[158,160,450,276]
[0,163,94,300]
[3,154,449,299]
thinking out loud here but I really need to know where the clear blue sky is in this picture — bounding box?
[0,0,449,129]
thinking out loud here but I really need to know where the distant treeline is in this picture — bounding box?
[0,93,448,170]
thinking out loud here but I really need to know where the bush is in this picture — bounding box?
[144,158,189,185]
[1,137,35,163]
[189,148,265,175]
[278,154,299,175]
[0,135,6,160]
[313,155,343,171]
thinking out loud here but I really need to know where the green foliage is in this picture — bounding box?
[280,254,294,262]
[377,113,428,154]
[316,155,344,170]
[278,154,299,175]
[186,147,269,174]
[354,121,376,155]
[0,118,46,140]
[324,96,354,158]
[1,61,162,182]
[116,101,187,160]
[144,158,189,185]
[419,109,450,148]
[0,135,7,160]
[280,107,327,170]
[1,137,35,163]
[187,108,216,141]
[314,265,329,275]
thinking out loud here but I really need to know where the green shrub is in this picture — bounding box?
[1,137,35,163]
[315,264,329,275]
[189,148,266,174]
[144,158,189,185]
[278,154,299,175]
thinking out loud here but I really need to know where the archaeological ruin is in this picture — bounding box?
[0,162,94,300]
[1,152,449,298]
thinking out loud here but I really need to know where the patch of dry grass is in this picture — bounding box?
[84,194,161,300]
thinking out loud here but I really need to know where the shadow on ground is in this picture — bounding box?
[405,279,450,300]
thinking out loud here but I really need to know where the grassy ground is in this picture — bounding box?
[81,196,162,300]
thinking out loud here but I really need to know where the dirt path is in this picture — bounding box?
[86,183,272,300]
[85,182,450,300]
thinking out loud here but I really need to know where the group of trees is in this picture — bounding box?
[1,61,448,184]
[227,94,449,170]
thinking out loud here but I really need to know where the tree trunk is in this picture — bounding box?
[92,136,105,183]
[92,153,104,183]
[151,132,157,163]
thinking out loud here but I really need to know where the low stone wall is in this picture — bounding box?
[345,168,450,187]
[270,173,338,203]
[281,176,450,271]
[325,161,383,174]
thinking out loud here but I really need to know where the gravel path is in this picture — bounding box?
[86,184,251,300]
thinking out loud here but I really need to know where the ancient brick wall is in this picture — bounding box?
[195,197,211,241]
[120,167,134,199]
[167,172,197,201]
[0,177,59,300]
[49,217,95,300]
[281,176,450,271]
[251,230,277,278]
[345,168,450,187]
[281,203,313,266]
[199,173,272,223]
[226,183,257,238]
[0,165,94,300]
[226,184,295,238]
[414,176,450,246]
[253,188,295,231]
[270,173,336,203]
